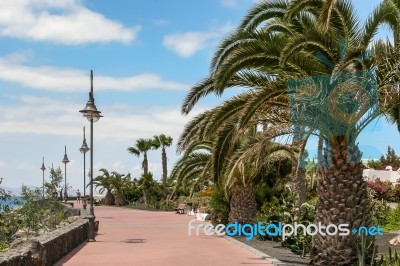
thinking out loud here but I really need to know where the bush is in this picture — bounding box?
[159,200,177,211]
[208,189,230,225]
[0,178,20,251]
[368,188,390,226]
[383,204,400,232]
[256,189,316,256]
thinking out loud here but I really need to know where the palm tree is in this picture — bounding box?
[178,0,399,264]
[127,138,153,175]
[109,171,131,206]
[152,134,173,198]
[169,140,213,200]
[137,172,155,206]
[90,168,114,205]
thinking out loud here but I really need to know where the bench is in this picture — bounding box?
[196,206,209,221]
[175,203,186,214]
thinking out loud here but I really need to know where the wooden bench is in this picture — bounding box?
[175,203,186,214]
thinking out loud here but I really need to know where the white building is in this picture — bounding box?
[363,168,400,184]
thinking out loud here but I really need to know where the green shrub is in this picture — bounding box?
[383,204,400,232]
[208,189,230,225]
[159,200,176,211]
[256,189,316,256]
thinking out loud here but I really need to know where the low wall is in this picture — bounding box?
[0,219,88,266]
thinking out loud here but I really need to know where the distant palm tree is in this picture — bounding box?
[127,138,153,175]
[152,134,173,197]
[138,172,155,206]
[90,168,114,205]
[109,171,131,206]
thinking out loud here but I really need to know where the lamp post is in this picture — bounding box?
[40,157,46,198]
[79,70,102,241]
[79,126,90,210]
[62,146,70,202]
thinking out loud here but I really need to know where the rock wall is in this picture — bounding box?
[0,219,88,266]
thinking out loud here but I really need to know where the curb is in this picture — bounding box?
[223,235,288,266]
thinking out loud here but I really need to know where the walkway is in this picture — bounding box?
[55,202,278,265]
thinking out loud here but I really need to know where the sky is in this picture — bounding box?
[0,0,396,194]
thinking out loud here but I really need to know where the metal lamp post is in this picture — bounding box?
[79,70,103,241]
[62,146,70,202]
[79,126,90,210]
[40,157,46,198]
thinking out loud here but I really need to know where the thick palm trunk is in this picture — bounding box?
[162,147,168,198]
[115,194,126,206]
[105,190,115,205]
[228,184,257,224]
[310,138,372,265]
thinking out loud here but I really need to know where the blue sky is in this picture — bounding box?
[0,0,396,193]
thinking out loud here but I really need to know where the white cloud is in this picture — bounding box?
[163,23,235,58]
[0,55,189,92]
[0,0,140,44]
[0,95,204,142]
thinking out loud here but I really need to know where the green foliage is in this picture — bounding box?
[158,200,177,211]
[208,189,230,225]
[368,146,400,170]
[256,188,316,256]
[374,248,400,266]
[123,185,142,203]
[383,204,400,232]
[19,186,44,235]
[352,234,378,266]
[45,167,63,198]
[0,178,20,251]
[368,188,391,226]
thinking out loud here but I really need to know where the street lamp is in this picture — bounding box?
[62,146,70,202]
[40,157,46,198]
[79,70,102,241]
[79,126,90,210]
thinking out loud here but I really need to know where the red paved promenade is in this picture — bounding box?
[55,203,276,265]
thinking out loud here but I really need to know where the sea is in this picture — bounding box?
[0,196,24,210]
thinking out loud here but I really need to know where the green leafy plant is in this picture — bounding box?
[19,186,44,235]
[256,188,316,256]
[383,204,400,232]
[0,178,20,251]
[208,189,230,225]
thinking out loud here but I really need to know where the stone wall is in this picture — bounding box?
[0,219,88,266]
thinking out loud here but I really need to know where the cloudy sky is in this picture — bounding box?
[0,0,396,193]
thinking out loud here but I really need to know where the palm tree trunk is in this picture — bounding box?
[228,184,257,224]
[168,184,179,200]
[162,147,168,198]
[310,137,373,265]
[142,188,148,206]
[292,127,307,206]
[143,152,148,175]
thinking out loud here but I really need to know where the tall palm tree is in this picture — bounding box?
[127,138,153,175]
[152,134,173,198]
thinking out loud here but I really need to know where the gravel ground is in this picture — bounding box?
[234,232,400,265]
